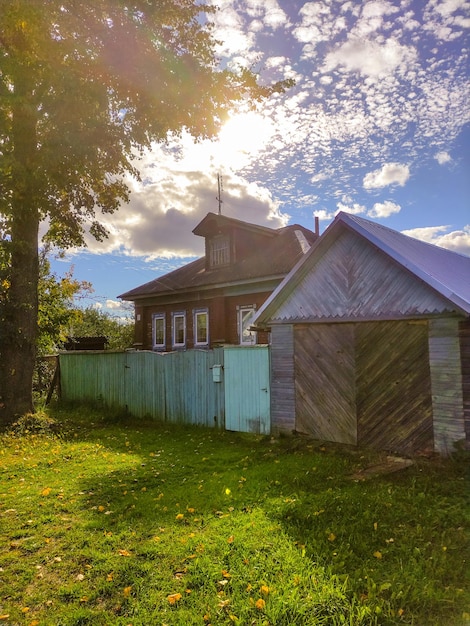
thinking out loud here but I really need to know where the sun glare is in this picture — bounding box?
[217,111,274,167]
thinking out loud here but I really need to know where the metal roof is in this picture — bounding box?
[254,211,470,324]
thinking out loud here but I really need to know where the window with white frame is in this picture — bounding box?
[172,312,186,348]
[238,306,257,345]
[152,313,166,350]
[209,235,230,267]
[194,309,209,346]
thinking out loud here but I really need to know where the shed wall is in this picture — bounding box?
[294,324,356,445]
[270,324,296,433]
[460,320,470,446]
[429,318,466,453]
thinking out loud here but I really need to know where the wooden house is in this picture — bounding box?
[253,211,470,455]
[119,212,318,351]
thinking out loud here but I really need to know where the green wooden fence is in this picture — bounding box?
[59,347,270,434]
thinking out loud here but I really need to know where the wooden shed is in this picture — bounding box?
[254,212,470,455]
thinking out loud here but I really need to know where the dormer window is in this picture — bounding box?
[209,235,230,267]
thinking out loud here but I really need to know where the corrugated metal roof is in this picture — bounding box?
[254,211,470,324]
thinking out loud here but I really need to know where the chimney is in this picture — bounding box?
[314,216,320,236]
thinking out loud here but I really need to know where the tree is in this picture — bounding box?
[0,1,293,425]
[67,307,134,352]
[37,250,93,356]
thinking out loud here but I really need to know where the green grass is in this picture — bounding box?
[0,405,469,626]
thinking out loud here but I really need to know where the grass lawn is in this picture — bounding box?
[0,405,469,626]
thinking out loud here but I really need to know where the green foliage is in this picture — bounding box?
[0,407,468,625]
[37,250,93,355]
[68,307,134,351]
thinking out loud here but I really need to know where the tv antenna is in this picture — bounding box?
[216,173,223,215]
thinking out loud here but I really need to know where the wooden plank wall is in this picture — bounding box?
[270,325,296,433]
[429,318,466,453]
[60,348,225,429]
[459,319,470,446]
[294,323,357,445]
[356,320,433,454]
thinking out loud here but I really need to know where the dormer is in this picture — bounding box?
[192,212,277,271]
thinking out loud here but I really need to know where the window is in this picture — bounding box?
[172,312,186,348]
[194,309,209,346]
[152,313,166,349]
[209,235,230,267]
[238,306,257,345]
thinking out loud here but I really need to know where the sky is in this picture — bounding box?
[50,0,470,317]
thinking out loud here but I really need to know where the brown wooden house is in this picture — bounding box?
[253,211,470,455]
[118,212,318,351]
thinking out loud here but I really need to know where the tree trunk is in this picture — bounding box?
[0,74,39,427]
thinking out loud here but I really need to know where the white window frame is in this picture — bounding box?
[152,313,166,350]
[238,306,257,345]
[194,309,209,346]
[172,311,186,348]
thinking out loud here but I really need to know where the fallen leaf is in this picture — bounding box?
[227,535,234,544]
[260,585,269,596]
[373,551,383,559]
[328,533,336,542]
[118,549,132,557]
[167,593,182,605]
[123,586,132,598]
[41,487,51,496]
[255,598,266,610]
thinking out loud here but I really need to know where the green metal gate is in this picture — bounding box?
[223,346,271,434]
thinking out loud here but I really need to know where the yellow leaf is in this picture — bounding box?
[227,535,234,544]
[98,505,105,512]
[167,593,182,605]
[187,507,195,513]
[255,598,266,610]
[0,616,9,621]
[328,533,336,542]
[222,569,231,578]
[225,488,231,496]
[118,549,132,557]
[107,573,114,581]
[123,586,132,598]
[22,607,30,613]
[373,551,383,559]
[373,522,378,531]
[260,585,269,596]
[175,513,184,520]
[41,487,51,496]
[29,621,40,626]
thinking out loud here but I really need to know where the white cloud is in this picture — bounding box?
[435,151,452,164]
[368,200,401,218]
[363,163,410,189]
[106,299,124,310]
[402,224,470,256]
[324,38,417,77]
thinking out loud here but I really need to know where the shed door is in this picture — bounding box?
[294,324,357,444]
[356,320,433,453]
[224,346,270,434]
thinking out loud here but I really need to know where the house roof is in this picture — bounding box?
[254,211,470,324]
[118,216,317,301]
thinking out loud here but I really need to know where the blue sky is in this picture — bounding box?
[49,0,470,316]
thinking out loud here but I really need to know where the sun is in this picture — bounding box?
[217,110,275,166]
